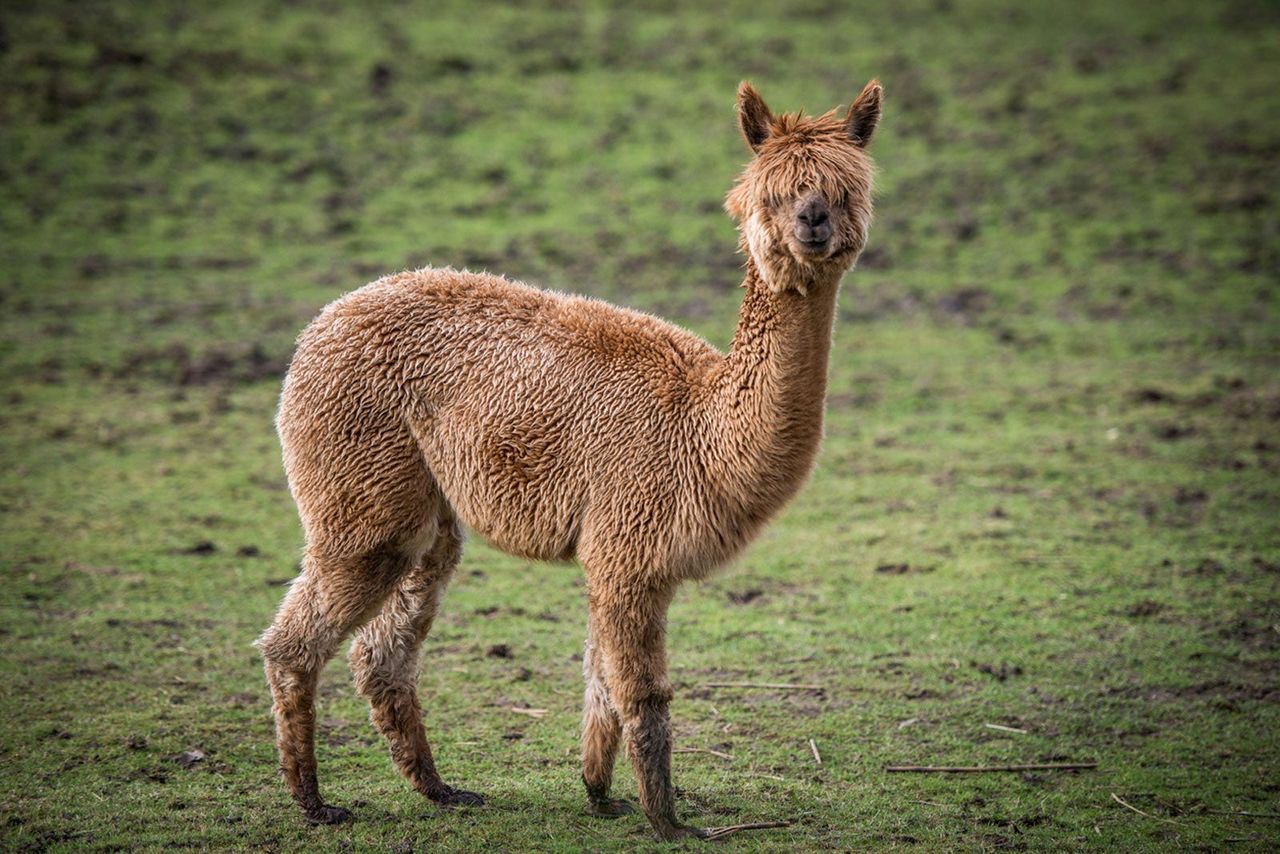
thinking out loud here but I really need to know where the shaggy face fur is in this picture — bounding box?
[726,80,880,294]
[257,81,882,841]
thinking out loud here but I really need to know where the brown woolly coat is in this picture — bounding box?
[280,263,833,589]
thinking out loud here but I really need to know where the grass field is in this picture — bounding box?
[1,0,1277,850]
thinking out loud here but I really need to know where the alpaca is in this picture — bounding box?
[257,79,882,841]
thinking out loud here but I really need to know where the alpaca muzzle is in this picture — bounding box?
[794,197,832,252]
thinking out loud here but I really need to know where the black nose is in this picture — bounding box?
[797,200,828,227]
[795,198,832,244]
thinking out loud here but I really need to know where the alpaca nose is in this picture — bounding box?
[795,199,831,244]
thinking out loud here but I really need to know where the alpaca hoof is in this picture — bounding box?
[653,823,709,842]
[430,785,485,808]
[587,797,636,818]
[304,803,353,825]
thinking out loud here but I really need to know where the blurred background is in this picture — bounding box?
[1,1,1276,850]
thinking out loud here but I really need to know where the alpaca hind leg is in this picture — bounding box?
[589,582,707,841]
[581,616,633,818]
[257,546,413,824]
[349,515,482,807]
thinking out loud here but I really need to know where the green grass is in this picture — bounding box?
[2,0,1277,850]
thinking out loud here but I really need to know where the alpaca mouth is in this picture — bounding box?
[798,239,831,258]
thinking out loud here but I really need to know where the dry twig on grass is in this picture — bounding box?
[674,746,734,760]
[703,820,793,840]
[885,762,1098,773]
[702,681,824,691]
[1110,792,1187,825]
[509,707,548,718]
[809,738,822,765]
[983,723,1029,734]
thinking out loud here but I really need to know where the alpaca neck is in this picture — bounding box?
[707,258,842,517]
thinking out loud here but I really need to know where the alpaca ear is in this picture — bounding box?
[846,79,882,148]
[737,82,773,152]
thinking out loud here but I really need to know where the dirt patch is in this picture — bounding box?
[875,563,935,575]
[1194,188,1272,215]
[318,719,361,747]
[1182,558,1225,576]
[226,693,259,708]
[1112,679,1280,704]
[1173,487,1208,506]
[1222,384,1280,421]
[856,245,893,270]
[827,390,881,409]
[950,214,981,243]
[173,749,205,768]
[936,286,992,322]
[1217,610,1280,653]
[973,661,1023,681]
[839,281,927,323]
[117,342,288,387]
[472,605,560,623]
[105,617,180,630]
[369,62,393,96]
[1251,556,1279,574]
[1056,283,1136,321]
[1132,387,1177,404]
[1125,600,1165,618]
[727,588,764,605]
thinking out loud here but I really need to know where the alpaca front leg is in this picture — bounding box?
[591,589,707,841]
[581,620,633,817]
[624,695,702,840]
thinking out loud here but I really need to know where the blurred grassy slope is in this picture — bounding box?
[1,0,1277,851]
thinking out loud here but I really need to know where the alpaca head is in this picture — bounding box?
[724,80,882,294]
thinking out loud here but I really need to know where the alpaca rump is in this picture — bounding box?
[258,79,883,841]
